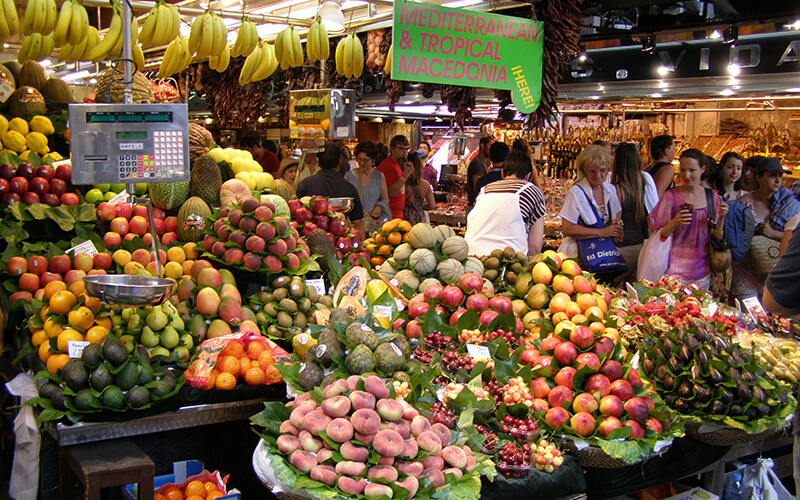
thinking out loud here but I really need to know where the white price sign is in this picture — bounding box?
[66,240,98,257]
[466,344,491,360]
[306,279,326,297]
[0,82,14,103]
[109,190,129,204]
[67,340,90,358]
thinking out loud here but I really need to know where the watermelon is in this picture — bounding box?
[263,194,290,217]
[176,196,211,242]
[149,181,190,210]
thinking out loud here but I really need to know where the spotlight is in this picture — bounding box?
[728,63,741,75]
[575,43,587,62]
[723,25,738,45]
[657,65,672,76]
[708,29,722,39]
[641,34,656,54]
[319,0,344,33]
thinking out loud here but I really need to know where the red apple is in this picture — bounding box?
[96,202,116,221]
[49,178,67,196]
[0,163,16,180]
[2,193,20,204]
[553,341,579,367]
[10,177,28,194]
[569,326,595,350]
[36,164,55,181]
[599,395,624,418]
[625,420,645,439]
[42,193,60,206]
[60,193,79,205]
[115,202,133,220]
[102,232,122,248]
[55,164,71,181]
[21,192,40,204]
[570,412,596,437]
[29,177,49,195]
[17,162,36,179]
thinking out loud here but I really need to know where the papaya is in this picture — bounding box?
[333,266,368,306]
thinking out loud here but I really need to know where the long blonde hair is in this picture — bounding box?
[575,145,611,181]
[611,143,646,222]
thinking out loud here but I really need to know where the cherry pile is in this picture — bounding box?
[429,401,455,427]
[441,351,476,373]
[489,328,519,348]
[501,376,534,407]
[484,380,504,406]
[499,415,539,442]
[475,424,498,453]
[533,439,564,473]
[413,332,456,364]
[496,441,531,478]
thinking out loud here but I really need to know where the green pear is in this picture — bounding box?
[146,309,169,331]
[168,314,185,331]
[180,333,194,350]
[121,308,135,321]
[172,346,190,363]
[150,346,170,359]
[119,334,136,353]
[127,314,143,334]
[141,326,160,348]
[160,326,180,349]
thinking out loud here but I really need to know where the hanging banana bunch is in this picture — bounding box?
[305,17,329,62]
[58,25,99,63]
[53,0,89,48]
[158,35,191,78]
[231,17,257,58]
[384,45,392,76]
[275,25,303,69]
[22,0,57,36]
[0,0,18,46]
[335,32,364,79]
[132,43,145,71]
[188,10,226,59]
[85,1,121,61]
[139,0,180,48]
[18,32,54,63]
[208,43,230,72]
[239,40,278,85]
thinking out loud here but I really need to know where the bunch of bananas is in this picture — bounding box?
[85,2,137,63]
[57,26,98,64]
[22,0,56,36]
[305,17,329,62]
[208,44,230,72]
[18,33,54,63]
[139,0,180,48]
[188,10,227,59]
[335,33,364,79]
[53,0,89,48]
[384,45,392,76]
[238,40,278,85]
[0,0,19,45]
[275,25,303,69]
[230,17,257,58]
[158,35,191,78]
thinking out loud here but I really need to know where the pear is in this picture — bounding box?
[160,326,180,349]
[168,314,185,331]
[146,309,169,331]
[141,326,160,348]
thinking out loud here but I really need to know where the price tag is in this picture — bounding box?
[466,344,491,360]
[66,240,98,257]
[390,343,403,357]
[373,305,392,319]
[335,126,350,138]
[306,279,325,297]
[67,340,90,358]
[0,82,13,103]
[626,283,639,303]
[109,190,129,204]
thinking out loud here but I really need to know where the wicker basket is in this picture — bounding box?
[559,437,670,469]
[684,421,791,447]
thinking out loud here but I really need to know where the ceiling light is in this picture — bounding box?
[443,0,481,7]
[89,78,97,84]
[721,88,734,96]
[728,63,741,75]
[319,0,344,33]
[708,29,721,39]
[784,20,800,30]
[641,34,655,54]
[723,25,738,46]
[657,65,672,76]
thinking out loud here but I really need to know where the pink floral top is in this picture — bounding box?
[647,189,721,281]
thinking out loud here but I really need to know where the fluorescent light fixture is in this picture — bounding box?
[89,78,97,84]
[709,29,721,39]
[39,59,52,67]
[443,0,481,7]
[728,63,741,75]
[651,92,662,98]
[785,20,800,30]
[251,0,296,14]
[720,88,734,96]
[62,70,91,82]
[319,0,344,33]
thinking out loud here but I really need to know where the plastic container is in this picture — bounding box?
[494,459,531,479]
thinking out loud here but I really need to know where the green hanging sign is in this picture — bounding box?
[391,0,544,113]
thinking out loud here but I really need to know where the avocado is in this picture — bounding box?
[161,370,178,391]
[90,363,113,391]
[149,380,171,398]
[50,387,70,411]
[80,343,103,369]
[73,388,100,411]
[38,381,60,399]
[63,360,89,392]
[114,362,140,391]
[136,345,151,365]
[138,362,155,385]
[125,386,151,409]
[101,386,124,409]
[102,335,129,366]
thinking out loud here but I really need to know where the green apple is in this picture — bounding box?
[93,183,111,193]
[134,183,148,195]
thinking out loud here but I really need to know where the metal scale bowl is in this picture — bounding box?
[328,197,354,213]
[84,274,175,306]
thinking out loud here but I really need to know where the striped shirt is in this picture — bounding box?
[480,178,546,231]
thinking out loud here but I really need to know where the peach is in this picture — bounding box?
[377,456,395,466]
[321,395,351,418]
[570,412,596,437]
[395,476,420,500]
[598,416,623,438]
[422,468,445,488]
[309,465,337,486]
[299,430,323,453]
[600,360,624,381]
[388,419,411,439]
[532,398,550,413]
[349,390,376,410]
[316,449,333,464]
[335,461,367,477]
[625,419,645,439]
[277,434,301,453]
[544,407,570,430]
[365,375,390,399]
[323,379,349,398]
[288,450,317,473]
[400,438,418,459]
[599,395,625,418]
[373,429,405,457]
[417,431,442,455]
[430,423,451,447]
[364,484,393,498]
[341,441,369,462]
[570,325,595,350]
[553,368,576,390]
[552,274,574,295]
[377,399,404,422]
[444,468,463,479]
[354,432,376,445]
[442,445,467,469]
[396,461,424,477]
[346,375,364,391]
[337,476,366,495]
[610,379,635,401]
[645,417,663,434]
[463,446,476,472]
[410,415,431,437]
[626,369,644,387]
[279,421,299,436]
[576,352,601,371]
[351,408,381,434]
[553,341,579,367]
[572,393,599,414]
[624,397,650,421]
[422,455,444,471]
[289,404,314,430]
[584,374,612,398]
[367,465,399,482]
[531,377,552,399]
[326,417,354,443]
[592,336,615,358]
[400,399,420,420]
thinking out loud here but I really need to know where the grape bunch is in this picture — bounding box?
[496,441,531,479]
[533,439,564,473]
[475,424,498,453]
[499,415,539,442]
[429,401,455,427]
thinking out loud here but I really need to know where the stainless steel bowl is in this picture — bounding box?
[329,197,354,213]
[83,275,176,306]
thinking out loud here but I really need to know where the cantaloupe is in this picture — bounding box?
[437,259,465,282]
[442,236,469,261]
[408,223,437,249]
[409,248,437,275]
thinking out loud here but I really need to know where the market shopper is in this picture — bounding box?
[738,155,762,192]
[466,136,494,210]
[610,143,659,284]
[345,141,390,234]
[273,157,298,201]
[512,138,542,189]
[239,131,280,174]
[647,148,727,290]
[475,141,510,194]
[404,153,436,225]
[418,141,439,191]
[731,157,800,301]
[377,135,414,220]
[295,139,320,187]
[296,144,365,238]
[715,152,745,200]
[644,134,677,199]
[465,150,546,257]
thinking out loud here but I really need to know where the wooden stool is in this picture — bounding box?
[60,438,155,500]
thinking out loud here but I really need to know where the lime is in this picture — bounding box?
[93,183,111,193]
[109,183,126,193]
[134,183,148,195]
[103,191,116,201]
[84,189,104,204]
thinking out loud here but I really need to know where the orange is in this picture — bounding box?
[57,329,84,352]
[365,243,377,254]
[257,350,274,370]
[44,317,63,338]
[206,492,224,500]
[68,306,95,332]
[374,233,385,245]
[164,487,183,500]
[68,280,85,296]
[264,365,282,384]
[398,220,412,232]
[46,353,70,374]
[40,305,50,321]
[184,481,206,498]
[378,245,392,257]
[215,372,236,390]
[38,340,53,363]
[244,366,266,386]
[238,357,252,373]
[31,329,47,347]
[203,482,219,496]
[207,369,219,389]
[220,341,244,358]
[216,356,240,376]
[94,316,112,331]
[49,290,77,315]
[402,232,410,242]
[83,295,102,314]
[246,341,266,360]
[154,494,168,500]
[85,326,109,344]
[43,281,67,301]
[186,496,204,500]
[387,231,402,246]
[370,256,385,267]
[381,220,397,233]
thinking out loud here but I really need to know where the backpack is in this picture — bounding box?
[723,199,755,261]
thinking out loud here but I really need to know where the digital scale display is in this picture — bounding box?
[86,111,173,123]
[116,131,148,140]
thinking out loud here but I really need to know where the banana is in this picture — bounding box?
[152,3,168,46]
[158,36,178,78]
[238,39,262,85]
[68,1,87,46]
[57,41,73,62]
[66,33,85,63]
[40,32,54,59]
[342,33,353,77]
[179,35,191,69]
[188,10,202,54]
[278,26,294,69]
[53,0,72,47]
[274,26,284,64]
[230,18,244,57]
[291,24,302,66]
[0,1,10,43]
[44,0,57,34]
[33,0,46,34]
[132,42,144,71]
[165,4,179,42]
[86,5,120,62]
[315,18,329,60]
[384,45,392,75]
[262,41,278,79]
[4,0,18,35]
[209,42,229,72]
[335,36,346,76]
[210,13,225,56]
[78,25,98,61]
[196,12,212,58]
[247,18,257,54]
[232,17,252,58]
[306,23,317,62]
[139,4,158,47]
[352,33,363,77]
[17,34,31,62]
[251,40,271,81]
[22,0,36,35]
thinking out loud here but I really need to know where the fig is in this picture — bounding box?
[696,350,708,365]
[673,399,689,414]
[677,381,692,399]
[668,356,682,375]
[728,404,743,417]
[690,364,702,381]
[711,401,725,414]
[655,364,666,380]
[708,366,724,384]
[686,335,699,351]
[720,389,735,406]
[691,400,706,413]
[663,374,675,391]
[643,359,655,376]
[737,383,752,403]
[693,383,711,403]
[679,345,692,363]
[740,369,755,384]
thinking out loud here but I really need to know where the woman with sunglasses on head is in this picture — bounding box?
[345,141,390,234]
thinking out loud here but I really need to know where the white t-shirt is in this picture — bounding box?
[560,178,622,225]
[785,213,800,232]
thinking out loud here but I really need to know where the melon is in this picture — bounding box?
[18,61,47,91]
[392,243,414,266]
[483,279,495,294]
[8,86,45,117]
[272,179,295,201]
[188,122,215,165]
[333,266,368,306]
[435,225,456,244]
[418,277,442,292]
[149,181,189,210]
[219,179,251,209]
[41,77,74,105]
[176,197,211,242]
[441,236,469,261]
[263,194,290,217]
[437,259,465,283]
[409,248,437,275]
[394,269,420,291]
[464,256,484,276]
[377,260,398,280]
[408,223,437,249]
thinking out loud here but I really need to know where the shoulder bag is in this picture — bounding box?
[575,187,628,274]
[705,188,731,272]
